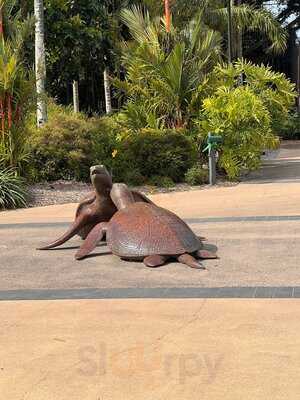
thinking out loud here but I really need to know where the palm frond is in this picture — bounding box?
[207,4,287,53]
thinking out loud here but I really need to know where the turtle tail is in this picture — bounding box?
[37,216,87,250]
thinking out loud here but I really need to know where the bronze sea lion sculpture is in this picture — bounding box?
[75,183,217,269]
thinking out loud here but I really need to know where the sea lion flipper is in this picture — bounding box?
[37,215,87,250]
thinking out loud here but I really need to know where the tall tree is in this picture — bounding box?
[34,0,47,126]
[172,0,287,56]
[103,66,112,113]
[117,6,222,128]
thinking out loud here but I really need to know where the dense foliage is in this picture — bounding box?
[0,167,27,209]
[0,0,298,207]
[0,0,35,171]
[201,85,280,179]
[113,128,198,184]
[210,60,296,134]
[28,104,117,181]
[28,104,197,184]
[276,111,300,140]
[116,6,222,129]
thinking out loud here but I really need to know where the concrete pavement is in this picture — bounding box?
[1,218,300,290]
[1,141,300,399]
[1,179,300,224]
[1,299,300,400]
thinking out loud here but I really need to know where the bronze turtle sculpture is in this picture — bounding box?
[38,165,152,250]
[75,183,217,268]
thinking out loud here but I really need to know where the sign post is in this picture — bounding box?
[203,133,223,185]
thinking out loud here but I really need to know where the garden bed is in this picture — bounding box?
[27,180,237,207]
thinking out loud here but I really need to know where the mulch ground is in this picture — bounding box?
[27,179,237,207]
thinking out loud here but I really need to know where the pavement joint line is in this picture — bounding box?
[1,287,300,301]
[3,215,300,229]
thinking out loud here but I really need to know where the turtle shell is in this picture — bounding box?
[107,203,201,258]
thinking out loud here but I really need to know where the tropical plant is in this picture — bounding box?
[0,167,28,209]
[172,0,287,56]
[210,60,297,131]
[185,164,208,185]
[116,5,222,129]
[0,0,34,171]
[274,110,300,139]
[201,85,279,179]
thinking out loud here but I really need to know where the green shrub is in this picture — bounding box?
[147,175,175,187]
[274,111,300,139]
[212,61,296,129]
[201,86,279,179]
[27,103,198,184]
[28,106,118,181]
[113,129,197,183]
[118,168,146,186]
[185,165,208,185]
[0,168,28,209]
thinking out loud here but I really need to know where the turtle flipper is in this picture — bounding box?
[195,249,218,259]
[131,190,155,205]
[37,214,88,250]
[177,253,205,269]
[143,255,169,267]
[197,236,206,241]
[75,222,108,260]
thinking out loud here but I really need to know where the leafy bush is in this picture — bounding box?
[185,165,208,185]
[0,168,28,209]
[211,61,296,133]
[119,168,146,186]
[147,175,175,188]
[274,111,300,139]
[201,86,279,179]
[28,105,118,181]
[27,104,197,184]
[113,129,197,183]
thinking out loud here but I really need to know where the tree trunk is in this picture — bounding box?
[72,80,79,113]
[0,5,4,38]
[227,0,233,63]
[103,67,112,114]
[20,0,28,18]
[164,0,171,33]
[34,0,47,127]
[236,0,243,59]
[297,44,300,113]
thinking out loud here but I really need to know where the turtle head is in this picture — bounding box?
[110,183,135,210]
[90,165,112,194]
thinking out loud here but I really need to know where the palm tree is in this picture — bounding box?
[34,0,47,126]
[118,6,222,129]
[172,0,287,58]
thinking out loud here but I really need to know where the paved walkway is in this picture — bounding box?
[2,141,300,293]
[1,299,300,400]
[1,141,300,399]
[244,140,300,183]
